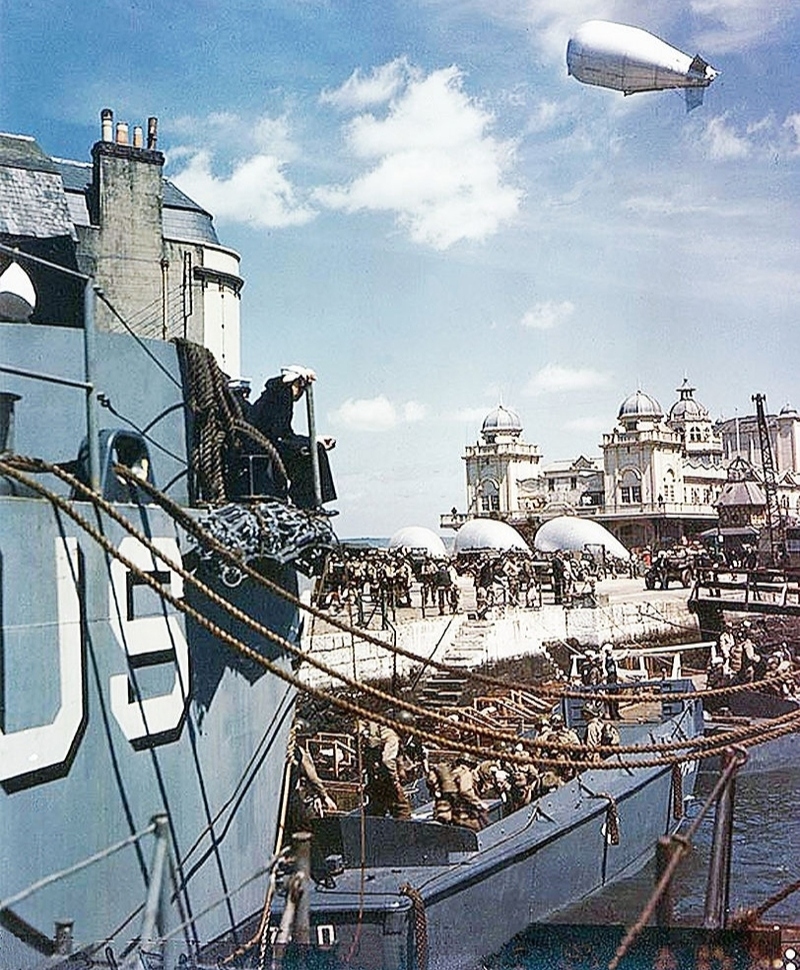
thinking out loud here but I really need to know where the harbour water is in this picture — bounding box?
[488,731,800,968]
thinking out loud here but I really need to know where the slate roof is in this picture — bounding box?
[0,134,76,239]
[53,158,219,245]
[0,133,219,247]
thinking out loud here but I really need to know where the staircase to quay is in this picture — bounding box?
[413,612,564,710]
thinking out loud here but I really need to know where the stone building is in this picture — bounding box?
[597,381,726,549]
[458,405,543,520]
[443,379,800,551]
[0,109,242,376]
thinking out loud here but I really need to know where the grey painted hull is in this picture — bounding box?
[1,324,299,965]
[268,705,702,970]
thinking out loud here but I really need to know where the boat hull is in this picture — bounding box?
[267,705,702,970]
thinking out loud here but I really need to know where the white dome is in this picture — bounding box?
[534,516,630,560]
[618,389,662,422]
[453,518,529,553]
[482,404,523,436]
[388,526,446,557]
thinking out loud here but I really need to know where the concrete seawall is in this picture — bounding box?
[300,579,699,691]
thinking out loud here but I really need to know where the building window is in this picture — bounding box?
[570,476,578,489]
[621,485,641,504]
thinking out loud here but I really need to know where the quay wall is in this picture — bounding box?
[299,591,698,691]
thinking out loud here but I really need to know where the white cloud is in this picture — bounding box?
[171,150,315,228]
[701,114,751,160]
[169,112,313,229]
[171,111,299,160]
[783,114,800,155]
[527,99,560,133]
[315,64,523,249]
[330,395,426,431]
[520,300,574,330]
[690,0,796,52]
[524,364,610,395]
[403,401,427,422]
[320,58,412,110]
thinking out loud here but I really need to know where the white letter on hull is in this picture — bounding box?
[0,538,85,786]
[109,536,190,745]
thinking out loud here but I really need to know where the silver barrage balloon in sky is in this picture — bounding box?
[566,20,718,111]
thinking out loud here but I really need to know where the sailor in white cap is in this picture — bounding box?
[249,365,337,511]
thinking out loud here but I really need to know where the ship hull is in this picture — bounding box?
[1,326,304,966]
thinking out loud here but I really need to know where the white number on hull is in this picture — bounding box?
[109,536,190,743]
[0,538,85,785]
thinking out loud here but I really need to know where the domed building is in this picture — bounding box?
[617,389,664,427]
[715,401,800,514]
[599,381,726,549]
[442,378,800,554]
[480,404,524,443]
[457,403,542,522]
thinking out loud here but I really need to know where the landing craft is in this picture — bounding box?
[566,20,718,111]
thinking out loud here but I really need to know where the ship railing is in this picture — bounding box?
[691,566,800,612]
[472,694,546,731]
[305,733,357,780]
[0,816,171,965]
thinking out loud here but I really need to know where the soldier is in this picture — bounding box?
[451,754,490,831]
[360,715,414,820]
[434,558,455,615]
[584,702,620,762]
[548,711,581,781]
[579,649,602,687]
[507,746,541,811]
[583,701,606,762]
[286,722,337,835]
[249,365,337,511]
[419,556,437,610]
[426,759,458,824]
[551,551,566,605]
[601,642,621,719]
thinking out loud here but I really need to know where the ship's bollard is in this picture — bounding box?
[54,919,74,955]
[703,748,740,929]
[273,832,312,969]
[654,837,680,926]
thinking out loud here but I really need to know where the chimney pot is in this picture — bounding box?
[133,125,143,149]
[101,108,113,142]
[115,122,129,145]
[147,117,158,150]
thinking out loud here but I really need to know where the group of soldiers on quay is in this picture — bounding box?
[313,545,633,620]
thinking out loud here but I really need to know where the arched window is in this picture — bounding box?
[479,478,500,512]
[619,469,641,505]
[663,469,676,503]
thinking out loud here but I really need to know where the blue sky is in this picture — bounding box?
[2,0,798,537]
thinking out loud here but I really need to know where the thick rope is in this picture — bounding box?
[399,883,429,970]
[4,457,799,771]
